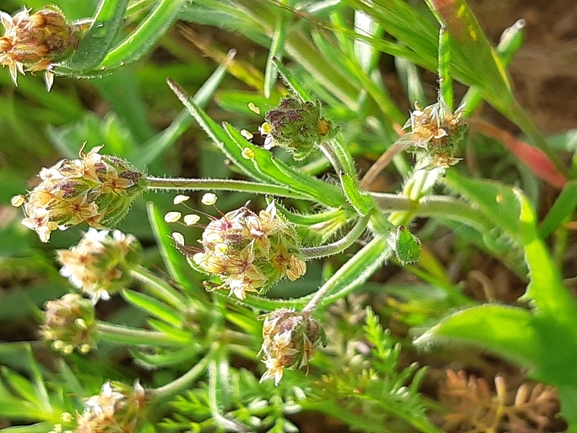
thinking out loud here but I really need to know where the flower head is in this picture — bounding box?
[259,308,324,385]
[402,101,466,168]
[260,97,338,160]
[75,381,146,433]
[0,5,83,90]
[175,201,306,300]
[12,146,148,242]
[40,293,97,355]
[57,229,141,303]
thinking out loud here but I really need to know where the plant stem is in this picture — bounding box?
[97,322,187,346]
[302,235,391,314]
[300,215,369,259]
[130,266,187,311]
[319,141,346,174]
[146,176,310,200]
[151,345,217,399]
[370,193,491,231]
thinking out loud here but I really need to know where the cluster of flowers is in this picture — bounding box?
[0,5,82,90]
[40,293,97,355]
[260,97,337,161]
[74,381,146,433]
[177,201,307,300]
[403,101,466,168]
[260,309,324,385]
[12,146,147,242]
[57,228,141,303]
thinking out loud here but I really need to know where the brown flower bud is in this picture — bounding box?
[259,309,324,385]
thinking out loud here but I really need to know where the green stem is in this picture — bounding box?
[302,235,391,314]
[319,142,346,175]
[300,215,369,259]
[146,176,309,200]
[130,266,187,311]
[370,193,491,232]
[152,345,217,400]
[97,322,187,346]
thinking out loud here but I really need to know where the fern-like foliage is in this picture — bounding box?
[305,308,442,433]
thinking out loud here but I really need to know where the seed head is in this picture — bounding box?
[40,293,97,354]
[75,381,146,433]
[0,6,83,90]
[259,308,324,385]
[12,146,148,242]
[57,229,141,303]
[403,101,466,168]
[260,97,338,161]
[179,201,307,299]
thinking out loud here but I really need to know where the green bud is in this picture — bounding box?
[40,293,97,354]
[261,97,338,161]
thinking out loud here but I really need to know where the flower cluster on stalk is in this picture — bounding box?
[0,5,83,90]
[12,146,147,242]
[259,308,324,385]
[57,228,141,303]
[175,201,306,300]
[75,381,146,433]
[40,293,97,355]
[260,97,337,161]
[403,101,466,168]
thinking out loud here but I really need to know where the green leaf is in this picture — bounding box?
[100,0,183,69]
[340,172,373,216]
[121,289,183,327]
[390,226,422,266]
[54,0,131,74]
[443,170,521,238]
[538,180,577,239]
[264,16,286,99]
[516,190,577,320]
[415,304,539,369]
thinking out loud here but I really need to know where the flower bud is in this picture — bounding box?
[40,293,97,354]
[57,229,141,303]
[179,201,307,300]
[0,6,84,90]
[259,308,325,385]
[403,101,466,168]
[75,381,146,433]
[260,97,337,160]
[13,146,148,242]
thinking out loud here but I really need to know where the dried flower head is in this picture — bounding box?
[402,101,466,168]
[439,370,559,433]
[75,380,146,433]
[12,146,148,242]
[0,5,83,90]
[40,293,97,355]
[57,229,141,303]
[177,201,307,300]
[259,308,324,385]
[260,97,338,161]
